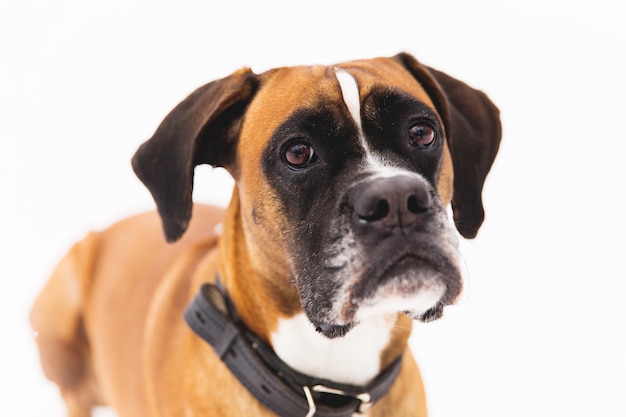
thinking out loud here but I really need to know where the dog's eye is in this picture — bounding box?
[283,141,316,169]
[409,122,436,147]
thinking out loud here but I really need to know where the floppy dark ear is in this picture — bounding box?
[394,53,502,239]
[132,68,259,242]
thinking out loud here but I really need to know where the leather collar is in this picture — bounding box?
[184,282,404,417]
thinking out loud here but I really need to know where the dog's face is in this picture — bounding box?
[132,53,501,338]
[236,60,460,336]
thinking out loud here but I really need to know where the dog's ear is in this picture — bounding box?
[394,53,502,239]
[132,68,259,242]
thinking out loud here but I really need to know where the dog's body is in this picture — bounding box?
[31,54,501,417]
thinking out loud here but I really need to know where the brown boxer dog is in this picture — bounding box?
[31,53,501,417]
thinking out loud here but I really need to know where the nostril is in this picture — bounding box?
[358,199,390,222]
[407,193,432,214]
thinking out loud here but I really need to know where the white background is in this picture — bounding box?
[2,0,625,416]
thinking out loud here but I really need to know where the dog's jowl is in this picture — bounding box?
[31,53,501,417]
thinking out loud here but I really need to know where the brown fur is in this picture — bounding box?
[31,203,425,416]
[31,54,501,417]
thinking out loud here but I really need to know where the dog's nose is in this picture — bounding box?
[353,175,432,230]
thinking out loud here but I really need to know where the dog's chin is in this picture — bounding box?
[311,303,444,339]
[313,322,355,339]
[406,303,445,323]
[308,257,456,339]
[310,290,447,339]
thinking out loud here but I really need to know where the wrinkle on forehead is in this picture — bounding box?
[238,60,445,183]
[241,59,436,157]
[334,58,436,109]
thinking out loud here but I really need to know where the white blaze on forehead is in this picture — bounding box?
[335,69,363,130]
[334,69,377,166]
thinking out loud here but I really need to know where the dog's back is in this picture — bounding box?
[30,205,224,416]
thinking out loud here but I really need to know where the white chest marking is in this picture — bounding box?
[270,313,396,386]
[335,69,380,168]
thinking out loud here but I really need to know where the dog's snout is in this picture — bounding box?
[353,175,432,229]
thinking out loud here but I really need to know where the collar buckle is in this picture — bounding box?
[303,386,317,417]
[311,384,373,416]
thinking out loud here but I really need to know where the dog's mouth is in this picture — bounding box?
[357,250,459,299]
[309,251,461,339]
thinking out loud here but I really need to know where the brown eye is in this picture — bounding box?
[284,141,316,169]
[409,122,436,147]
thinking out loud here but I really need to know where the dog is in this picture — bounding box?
[31,53,501,417]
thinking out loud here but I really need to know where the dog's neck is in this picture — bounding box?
[270,312,403,386]
[215,192,411,386]
[216,192,301,338]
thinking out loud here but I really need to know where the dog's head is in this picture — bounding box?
[133,53,501,338]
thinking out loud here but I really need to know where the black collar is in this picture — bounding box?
[184,282,404,417]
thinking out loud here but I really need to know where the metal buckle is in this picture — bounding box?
[354,392,373,416]
[311,384,373,417]
[303,386,317,417]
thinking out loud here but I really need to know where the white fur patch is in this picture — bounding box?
[335,69,362,130]
[335,69,381,168]
[270,313,396,385]
[355,280,446,322]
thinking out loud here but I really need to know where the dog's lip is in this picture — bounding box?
[336,248,461,321]
[358,228,451,267]
[371,248,450,284]
[386,250,462,301]
[304,239,462,338]
[380,252,432,276]
[313,322,355,339]
[308,251,454,338]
